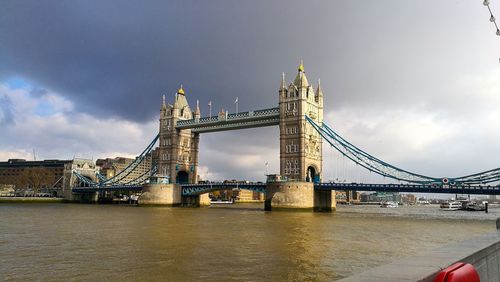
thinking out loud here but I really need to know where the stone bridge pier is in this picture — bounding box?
[265,182,336,212]
[138,183,209,207]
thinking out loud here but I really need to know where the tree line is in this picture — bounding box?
[1,167,59,196]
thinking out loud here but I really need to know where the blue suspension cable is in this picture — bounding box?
[308,116,500,185]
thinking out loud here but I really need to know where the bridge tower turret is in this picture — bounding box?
[158,85,199,184]
[279,62,323,182]
[194,99,201,122]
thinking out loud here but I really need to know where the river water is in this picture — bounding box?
[0,203,497,281]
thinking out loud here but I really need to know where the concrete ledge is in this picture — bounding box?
[137,203,180,207]
[0,197,64,203]
[182,193,211,207]
[234,200,265,203]
[338,231,500,282]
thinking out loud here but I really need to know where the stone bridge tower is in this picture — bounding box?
[279,62,323,182]
[158,86,200,184]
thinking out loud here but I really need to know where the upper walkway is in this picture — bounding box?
[175,107,279,133]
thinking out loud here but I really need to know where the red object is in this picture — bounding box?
[433,262,480,282]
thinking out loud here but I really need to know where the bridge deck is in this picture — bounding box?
[72,182,500,195]
[315,182,500,195]
[181,182,266,195]
[72,185,143,193]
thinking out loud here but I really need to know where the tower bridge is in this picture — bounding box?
[71,62,500,211]
[155,61,323,186]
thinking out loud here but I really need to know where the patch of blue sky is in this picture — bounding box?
[34,101,57,117]
[5,77,30,89]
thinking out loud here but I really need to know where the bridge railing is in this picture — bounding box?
[315,182,500,194]
[176,107,279,128]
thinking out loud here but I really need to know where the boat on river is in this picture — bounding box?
[464,202,486,211]
[380,201,398,208]
[440,201,462,211]
[210,199,234,204]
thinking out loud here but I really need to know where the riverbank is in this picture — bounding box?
[0,197,65,203]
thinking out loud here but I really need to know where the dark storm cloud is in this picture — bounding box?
[0,0,325,122]
[1,1,492,122]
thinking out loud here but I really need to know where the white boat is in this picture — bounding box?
[380,201,399,208]
[417,200,430,205]
[210,199,234,204]
[440,201,462,211]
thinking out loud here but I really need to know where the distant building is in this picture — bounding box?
[207,180,265,202]
[96,154,153,183]
[360,192,401,203]
[0,158,94,197]
[360,193,370,202]
[235,189,264,202]
[209,189,233,201]
[336,191,360,203]
[401,194,417,204]
[0,184,15,196]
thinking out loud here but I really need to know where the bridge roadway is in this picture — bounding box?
[72,182,500,195]
[314,182,500,195]
[72,185,143,193]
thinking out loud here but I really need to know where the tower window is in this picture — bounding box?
[286,127,298,135]
[286,102,296,111]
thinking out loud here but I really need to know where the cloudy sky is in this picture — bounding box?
[1,1,499,184]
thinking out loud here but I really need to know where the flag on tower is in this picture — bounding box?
[208,101,212,106]
[234,97,238,104]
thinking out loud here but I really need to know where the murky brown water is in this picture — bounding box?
[0,203,496,281]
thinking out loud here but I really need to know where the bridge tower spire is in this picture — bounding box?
[158,85,199,184]
[194,99,201,120]
[280,72,286,92]
[279,61,322,182]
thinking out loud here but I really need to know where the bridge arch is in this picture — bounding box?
[306,165,319,183]
[176,171,189,184]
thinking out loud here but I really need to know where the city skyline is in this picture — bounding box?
[1,1,500,182]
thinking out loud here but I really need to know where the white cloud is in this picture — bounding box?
[322,68,500,180]
[0,84,158,161]
[0,149,33,161]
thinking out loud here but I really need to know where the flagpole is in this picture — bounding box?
[235,97,239,114]
[208,101,212,117]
